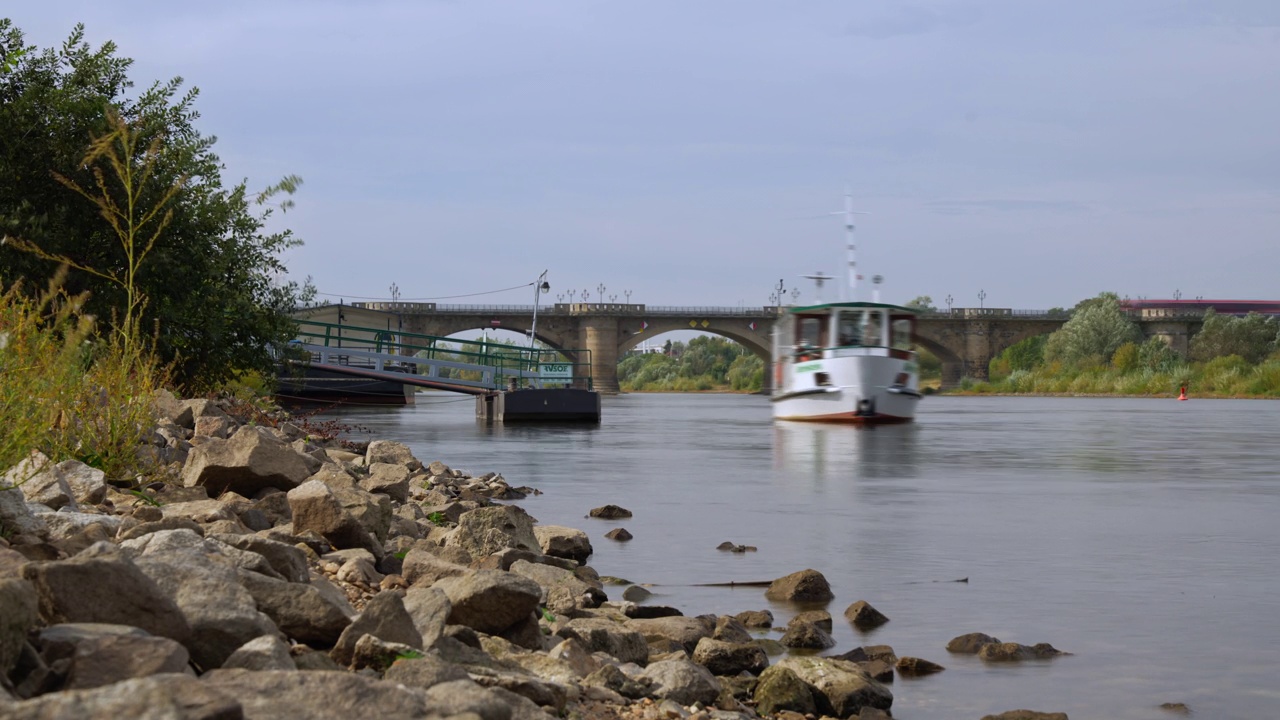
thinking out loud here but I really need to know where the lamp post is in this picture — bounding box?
[530,270,550,350]
[582,288,590,303]
[978,289,986,310]
[625,290,632,304]
[336,299,345,348]
[1173,289,1182,301]
[597,284,606,304]
[945,294,953,312]
[567,289,576,303]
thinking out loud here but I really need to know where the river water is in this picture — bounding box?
[321,394,1280,720]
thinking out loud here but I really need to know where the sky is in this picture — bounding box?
[11,1,1280,311]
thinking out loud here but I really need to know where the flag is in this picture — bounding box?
[748,321,757,331]
[640,321,649,331]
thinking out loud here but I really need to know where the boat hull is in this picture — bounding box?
[771,355,920,424]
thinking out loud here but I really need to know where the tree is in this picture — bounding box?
[1190,310,1277,364]
[905,296,937,312]
[0,21,308,391]
[1044,293,1141,365]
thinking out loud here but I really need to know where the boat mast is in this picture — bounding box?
[843,191,857,302]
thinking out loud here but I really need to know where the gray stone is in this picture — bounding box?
[583,663,652,700]
[0,578,37,675]
[604,528,632,541]
[402,585,452,648]
[237,571,353,646]
[588,505,631,519]
[160,499,240,525]
[794,609,833,632]
[365,440,423,470]
[331,591,422,666]
[978,642,1068,662]
[3,673,239,719]
[211,533,310,583]
[55,460,108,505]
[38,510,123,541]
[510,559,605,612]
[7,450,76,511]
[895,656,945,675]
[384,652,472,689]
[844,600,889,630]
[641,658,721,706]
[446,505,541,559]
[774,656,893,717]
[403,549,470,587]
[557,618,649,666]
[781,619,835,650]
[20,544,191,645]
[626,616,713,654]
[118,517,205,541]
[287,480,380,556]
[946,632,1002,654]
[223,634,297,671]
[423,678,550,720]
[64,633,191,689]
[182,425,315,496]
[360,462,411,503]
[734,610,773,629]
[713,616,753,644]
[765,569,834,602]
[533,525,593,563]
[622,585,652,603]
[435,569,542,635]
[693,637,768,676]
[753,665,817,716]
[202,668,433,719]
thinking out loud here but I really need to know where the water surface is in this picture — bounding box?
[323,394,1280,720]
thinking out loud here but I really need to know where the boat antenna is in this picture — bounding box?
[837,190,870,301]
[802,271,835,303]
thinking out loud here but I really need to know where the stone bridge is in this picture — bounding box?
[296,302,1203,392]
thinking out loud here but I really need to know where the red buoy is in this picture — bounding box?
[1177,385,1188,401]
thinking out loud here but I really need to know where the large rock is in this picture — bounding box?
[365,440,423,470]
[640,658,721,706]
[735,609,774,629]
[360,463,411,504]
[774,656,893,717]
[844,600,889,630]
[509,559,605,613]
[445,505,541,559]
[6,675,238,718]
[557,618,649,666]
[978,642,1068,662]
[533,525,593,564]
[402,585,452,648]
[20,543,191,645]
[946,632,1001,654]
[383,652,472,689]
[402,548,469,587]
[182,425,314,496]
[0,485,46,537]
[63,632,191,689]
[287,480,381,556]
[127,529,279,668]
[754,664,818,716]
[0,578,38,675]
[237,571,353,646]
[421,678,550,720]
[222,634,295,671]
[626,615,714,654]
[8,451,76,510]
[435,569,542,635]
[203,668,434,719]
[896,656,945,676]
[588,505,632,519]
[56,460,108,505]
[781,618,835,650]
[331,591,422,667]
[693,636,768,676]
[212,533,309,583]
[765,569,834,602]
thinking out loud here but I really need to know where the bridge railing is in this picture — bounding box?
[920,308,1070,319]
[291,319,593,390]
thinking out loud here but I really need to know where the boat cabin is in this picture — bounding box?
[781,302,918,363]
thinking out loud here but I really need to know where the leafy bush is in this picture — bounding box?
[1190,310,1277,364]
[1044,294,1141,366]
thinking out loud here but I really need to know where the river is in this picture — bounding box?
[320,393,1280,720]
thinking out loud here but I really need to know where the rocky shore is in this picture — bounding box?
[0,393,1073,720]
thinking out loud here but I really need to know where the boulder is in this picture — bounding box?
[402,586,453,648]
[365,440,423,470]
[896,656,945,675]
[947,632,1001,654]
[844,600,889,630]
[713,616,754,644]
[557,618,649,666]
[510,559,606,612]
[794,609,833,632]
[182,425,314,496]
[287,480,381,557]
[626,616,714,654]
[435,569,542,635]
[0,484,46,538]
[118,517,205,542]
[979,642,1068,662]
[222,634,296,671]
[127,530,279,668]
[56,460,108,505]
[547,637,602,678]
[202,668,434,719]
[693,637,769,676]
[753,665,817,716]
[20,544,191,645]
[533,525,593,563]
[63,632,191,689]
[604,528,632,541]
[7,450,76,511]
[735,609,774,629]
[211,533,310,583]
[0,578,38,675]
[640,658,721,706]
[421,678,549,720]
[402,548,469,587]
[383,652,472,689]
[3,674,239,719]
[781,619,835,650]
[774,656,893,717]
[765,569,834,602]
[331,591,422,667]
[445,505,540,559]
[360,462,411,504]
[237,571,353,647]
[588,504,632,519]
[583,663,652,700]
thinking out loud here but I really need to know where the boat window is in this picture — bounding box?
[861,310,883,347]
[892,318,913,350]
[796,316,826,349]
[837,314,862,347]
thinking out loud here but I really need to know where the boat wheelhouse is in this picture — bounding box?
[771,301,922,423]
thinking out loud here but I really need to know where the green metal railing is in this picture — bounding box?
[292,319,593,391]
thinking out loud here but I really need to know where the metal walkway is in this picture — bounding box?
[287,319,592,396]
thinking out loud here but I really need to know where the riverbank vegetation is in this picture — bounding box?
[957,294,1280,397]
[619,336,764,392]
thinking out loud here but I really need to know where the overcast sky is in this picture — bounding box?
[13,1,1280,310]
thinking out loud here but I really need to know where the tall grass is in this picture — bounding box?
[960,354,1280,398]
[0,273,167,486]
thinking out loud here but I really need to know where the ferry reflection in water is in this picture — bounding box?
[772,420,921,483]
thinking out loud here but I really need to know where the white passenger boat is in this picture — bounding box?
[770,301,922,423]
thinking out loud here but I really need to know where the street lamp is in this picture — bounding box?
[597,283,606,303]
[530,270,550,348]
[978,289,987,309]
[582,288,590,303]
[945,294,954,312]
[567,289,576,303]
[1173,289,1182,301]
[625,290,632,304]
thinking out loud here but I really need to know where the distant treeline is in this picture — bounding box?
[619,337,764,392]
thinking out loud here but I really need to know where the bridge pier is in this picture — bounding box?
[581,317,621,394]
